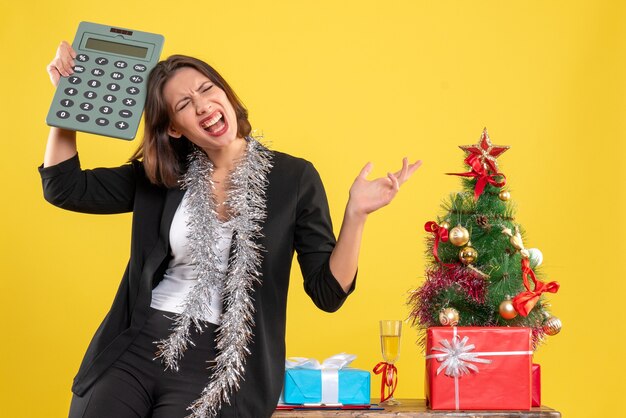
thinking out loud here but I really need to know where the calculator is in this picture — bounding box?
[46,22,165,140]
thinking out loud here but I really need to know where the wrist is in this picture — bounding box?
[344,201,368,224]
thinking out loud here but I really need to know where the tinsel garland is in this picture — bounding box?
[154,137,273,418]
[408,265,489,329]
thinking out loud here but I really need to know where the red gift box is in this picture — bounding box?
[532,363,541,407]
[425,327,533,410]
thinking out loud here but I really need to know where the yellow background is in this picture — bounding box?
[1,1,624,417]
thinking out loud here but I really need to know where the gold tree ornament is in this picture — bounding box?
[498,190,511,201]
[499,296,518,320]
[439,308,460,326]
[439,220,451,230]
[449,225,470,246]
[543,316,562,336]
[459,245,478,265]
[501,225,530,259]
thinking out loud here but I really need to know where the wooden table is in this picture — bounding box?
[273,399,561,417]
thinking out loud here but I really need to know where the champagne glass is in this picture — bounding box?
[379,320,401,406]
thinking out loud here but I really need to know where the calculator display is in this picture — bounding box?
[85,38,148,59]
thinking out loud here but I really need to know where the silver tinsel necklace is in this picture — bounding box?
[155,137,273,417]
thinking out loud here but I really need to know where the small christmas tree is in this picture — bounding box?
[408,129,561,349]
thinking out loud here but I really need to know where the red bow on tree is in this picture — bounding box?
[512,258,560,316]
[373,362,398,403]
[424,221,449,263]
[448,153,507,201]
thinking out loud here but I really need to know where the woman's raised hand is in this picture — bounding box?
[46,41,77,87]
[43,41,79,167]
[346,158,422,218]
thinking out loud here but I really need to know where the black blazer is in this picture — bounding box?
[39,150,355,417]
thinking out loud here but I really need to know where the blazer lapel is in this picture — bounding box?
[132,185,186,324]
[160,186,186,244]
[140,186,185,287]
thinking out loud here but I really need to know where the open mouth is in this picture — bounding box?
[200,111,227,136]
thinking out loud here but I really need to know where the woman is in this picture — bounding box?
[42,41,421,418]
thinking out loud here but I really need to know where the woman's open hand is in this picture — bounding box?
[346,158,422,219]
[46,41,77,87]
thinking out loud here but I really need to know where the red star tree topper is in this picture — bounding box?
[460,128,510,173]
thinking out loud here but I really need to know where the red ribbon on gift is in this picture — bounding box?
[512,258,560,316]
[447,153,507,201]
[373,362,398,403]
[425,221,449,263]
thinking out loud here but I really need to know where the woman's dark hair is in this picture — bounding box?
[129,55,252,187]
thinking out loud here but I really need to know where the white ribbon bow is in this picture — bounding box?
[285,353,356,370]
[285,353,356,405]
[429,335,492,377]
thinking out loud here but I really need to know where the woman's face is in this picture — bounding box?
[163,67,239,151]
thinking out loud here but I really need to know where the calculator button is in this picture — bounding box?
[99,106,113,115]
[56,111,70,119]
[73,65,85,73]
[95,57,109,65]
[68,76,82,85]
[80,102,94,111]
[114,61,128,69]
[107,83,121,91]
[84,91,97,99]
[76,114,90,122]
[119,109,133,118]
[91,68,105,77]
[87,80,101,88]
[123,98,136,106]
[95,118,109,126]
[111,72,124,80]
[103,95,117,103]
[129,75,143,84]
[64,88,78,96]
[60,99,74,107]
[126,87,140,95]
[76,54,89,62]
[133,64,147,72]
[115,121,129,130]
